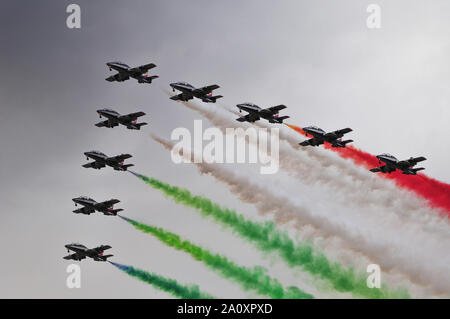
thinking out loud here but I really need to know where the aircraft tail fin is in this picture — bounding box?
[120,164,134,171]
[128,122,147,130]
[139,75,159,83]
[403,167,425,175]
[332,139,353,148]
[99,254,113,261]
[277,115,289,123]
[136,122,147,129]
[107,208,123,216]
[299,140,311,146]
[270,115,289,123]
[207,95,223,103]
[341,139,353,146]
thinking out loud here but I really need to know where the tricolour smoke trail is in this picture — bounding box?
[118,215,313,299]
[286,123,450,215]
[148,135,450,296]
[167,96,448,229]
[109,261,214,299]
[127,171,409,299]
[195,97,450,232]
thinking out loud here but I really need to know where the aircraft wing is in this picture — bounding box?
[95,120,109,127]
[265,104,287,114]
[170,93,193,101]
[95,120,119,128]
[110,154,132,163]
[92,245,112,253]
[105,72,129,82]
[105,75,117,82]
[329,128,352,136]
[130,63,157,74]
[408,156,427,164]
[73,206,96,215]
[299,137,323,147]
[95,199,120,209]
[119,112,146,122]
[63,253,86,261]
[370,165,395,173]
[236,112,260,122]
[195,84,220,94]
[82,161,106,169]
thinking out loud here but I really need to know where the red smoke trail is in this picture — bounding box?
[285,123,450,215]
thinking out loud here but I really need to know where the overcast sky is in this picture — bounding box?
[0,0,449,298]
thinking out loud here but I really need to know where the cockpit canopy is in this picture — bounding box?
[111,61,129,68]
[68,243,85,247]
[305,126,325,133]
[379,153,398,161]
[175,82,194,88]
[99,108,119,115]
[88,150,106,156]
[242,103,261,109]
[78,196,94,201]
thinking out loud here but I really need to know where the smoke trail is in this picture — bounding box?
[109,261,214,299]
[147,135,450,296]
[166,97,448,230]
[118,215,313,299]
[128,172,409,298]
[183,96,450,236]
[287,123,450,215]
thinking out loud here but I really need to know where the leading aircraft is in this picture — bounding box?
[63,243,113,262]
[235,103,289,123]
[370,153,426,175]
[82,150,133,171]
[95,108,147,130]
[169,82,223,103]
[72,196,122,216]
[299,126,353,148]
[105,61,158,84]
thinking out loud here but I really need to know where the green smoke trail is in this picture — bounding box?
[109,261,214,299]
[130,171,410,299]
[119,215,313,299]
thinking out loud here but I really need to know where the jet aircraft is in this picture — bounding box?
[105,61,158,84]
[82,150,133,171]
[72,196,122,216]
[235,103,289,123]
[95,108,147,130]
[169,82,222,103]
[63,243,113,262]
[370,153,426,175]
[299,126,353,148]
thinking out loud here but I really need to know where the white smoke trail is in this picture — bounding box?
[150,132,450,296]
[166,94,450,236]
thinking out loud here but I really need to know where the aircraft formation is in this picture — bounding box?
[64,60,427,261]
